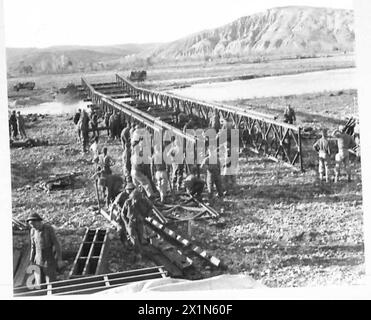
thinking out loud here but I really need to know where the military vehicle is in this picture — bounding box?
[129,70,147,82]
[13,82,35,92]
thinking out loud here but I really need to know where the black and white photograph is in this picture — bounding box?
[1,0,370,299]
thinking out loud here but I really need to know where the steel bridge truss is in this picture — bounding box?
[115,74,303,171]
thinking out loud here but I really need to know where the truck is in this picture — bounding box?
[13,82,35,92]
[129,70,147,82]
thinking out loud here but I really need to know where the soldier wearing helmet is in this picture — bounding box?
[119,189,153,260]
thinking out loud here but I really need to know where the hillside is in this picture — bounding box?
[6,43,158,76]
[6,6,355,76]
[147,6,354,60]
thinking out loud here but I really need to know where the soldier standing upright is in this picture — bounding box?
[283,105,296,124]
[104,111,111,137]
[78,109,90,153]
[313,129,331,182]
[332,125,356,182]
[118,190,153,261]
[16,111,27,139]
[101,147,115,175]
[27,213,62,285]
[90,111,99,138]
[201,147,223,200]
[151,144,169,203]
[73,109,82,142]
[9,110,18,139]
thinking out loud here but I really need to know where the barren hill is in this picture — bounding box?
[147,6,354,59]
[6,6,355,76]
[6,43,157,75]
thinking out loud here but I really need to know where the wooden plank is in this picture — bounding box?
[82,230,98,276]
[13,250,21,276]
[14,241,31,287]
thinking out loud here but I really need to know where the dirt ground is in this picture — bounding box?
[10,87,364,287]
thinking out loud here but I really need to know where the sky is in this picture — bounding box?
[3,0,354,48]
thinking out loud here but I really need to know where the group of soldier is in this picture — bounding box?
[73,107,125,153]
[312,125,357,183]
[73,106,239,261]
[21,101,359,285]
[282,104,357,183]
[8,110,27,140]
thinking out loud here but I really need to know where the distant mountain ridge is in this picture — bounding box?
[6,6,354,75]
[6,43,158,75]
[146,6,354,59]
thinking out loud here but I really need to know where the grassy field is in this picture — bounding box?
[10,86,364,287]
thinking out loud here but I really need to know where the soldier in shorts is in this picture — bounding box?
[313,129,331,182]
[332,125,356,183]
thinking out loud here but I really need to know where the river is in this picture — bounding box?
[8,98,133,115]
[169,68,356,102]
[8,68,356,115]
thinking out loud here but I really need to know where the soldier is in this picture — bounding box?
[9,110,18,139]
[78,109,90,153]
[16,111,27,139]
[109,111,120,140]
[73,109,81,125]
[201,147,223,200]
[177,112,188,129]
[73,109,82,142]
[283,104,296,124]
[313,129,331,182]
[210,110,221,133]
[93,169,124,207]
[110,182,136,221]
[131,149,155,198]
[152,144,169,203]
[184,167,205,201]
[90,111,99,138]
[167,138,184,192]
[183,117,196,133]
[120,121,131,150]
[104,111,111,137]
[122,145,132,183]
[101,147,115,175]
[27,213,62,285]
[89,136,101,165]
[332,125,356,182]
[118,189,153,260]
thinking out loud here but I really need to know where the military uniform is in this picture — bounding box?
[122,147,132,182]
[78,111,90,152]
[313,135,331,182]
[16,113,27,139]
[98,174,124,207]
[284,106,296,124]
[152,151,169,202]
[184,174,205,200]
[29,221,62,285]
[9,112,18,139]
[104,112,111,136]
[167,143,184,191]
[201,156,223,199]
[90,113,99,138]
[333,129,356,182]
[119,191,153,255]
[131,153,155,198]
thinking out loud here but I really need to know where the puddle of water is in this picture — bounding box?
[8,100,90,115]
[169,68,356,102]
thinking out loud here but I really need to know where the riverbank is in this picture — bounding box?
[7,54,355,106]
